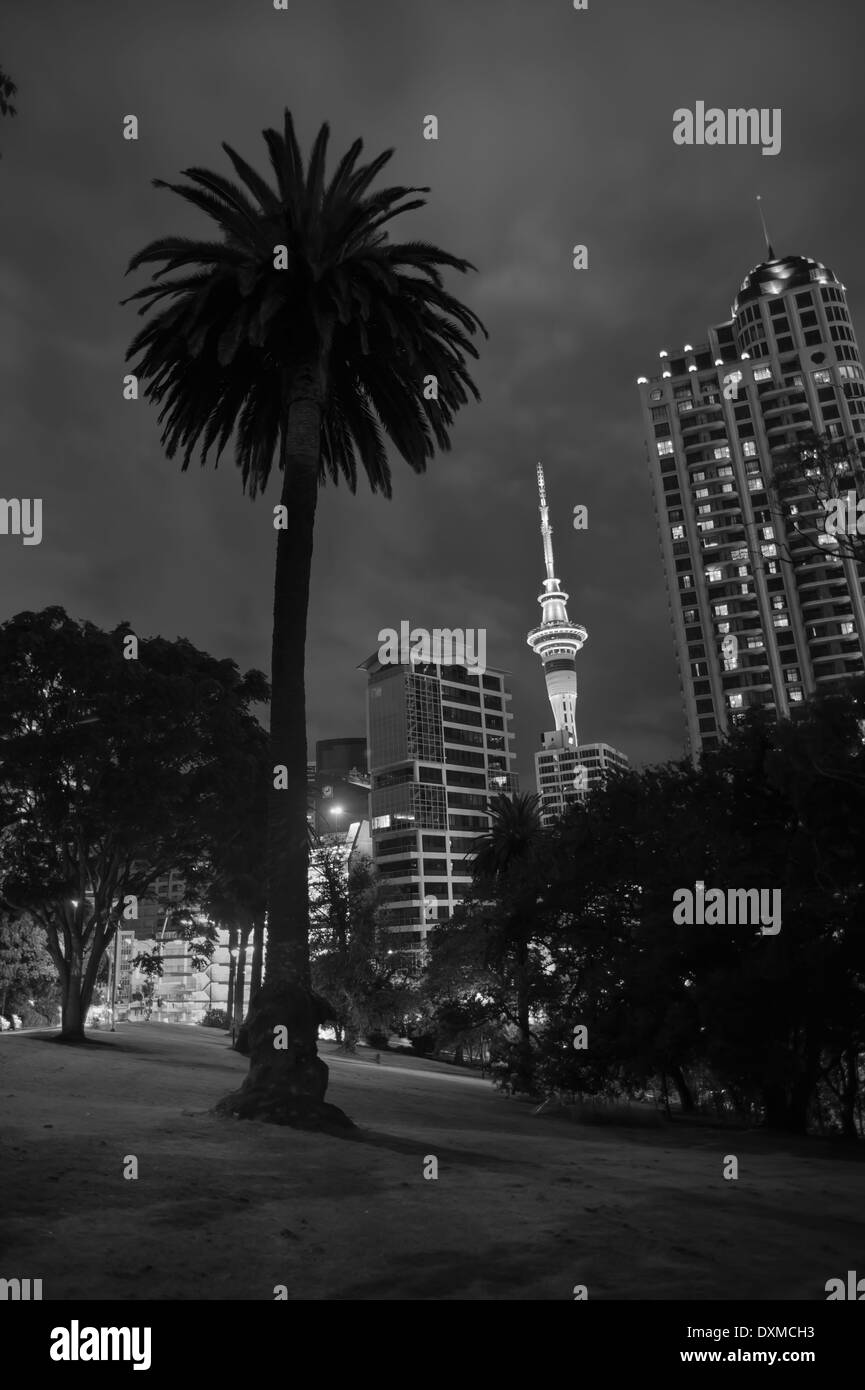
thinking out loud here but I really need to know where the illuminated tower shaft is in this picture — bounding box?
[526,463,587,736]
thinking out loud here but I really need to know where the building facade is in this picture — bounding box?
[534,735,630,826]
[360,653,518,966]
[638,251,865,756]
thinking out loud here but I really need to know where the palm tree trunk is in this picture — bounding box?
[249,915,264,998]
[226,924,238,1025]
[233,923,249,1035]
[217,364,350,1129]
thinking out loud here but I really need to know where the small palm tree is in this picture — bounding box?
[472,792,544,881]
[471,793,543,1090]
[0,64,17,159]
[123,111,486,1126]
[0,66,17,118]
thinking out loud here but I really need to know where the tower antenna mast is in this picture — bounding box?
[756,195,775,260]
[536,461,557,583]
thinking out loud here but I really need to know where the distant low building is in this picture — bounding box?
[534,734,629,826]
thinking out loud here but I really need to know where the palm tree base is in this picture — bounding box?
[214,979,353,1130]
[215,1085,353,1130]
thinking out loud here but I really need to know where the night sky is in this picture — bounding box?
[2,0,862,784]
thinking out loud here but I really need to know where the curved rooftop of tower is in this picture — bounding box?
[733,254,839,313]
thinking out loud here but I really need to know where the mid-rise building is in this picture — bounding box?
[535,735,629,826]
[638,248,865,755]
[359,652,519,966]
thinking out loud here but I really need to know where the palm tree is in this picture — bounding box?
[123,111,486,1127]
[471,793,544,1091]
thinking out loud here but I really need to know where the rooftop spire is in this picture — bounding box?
[536,461,556,583]
[756,195,775,260]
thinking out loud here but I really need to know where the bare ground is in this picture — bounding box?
[0,1024,861,1300]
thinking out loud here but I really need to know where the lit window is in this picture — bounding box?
[717,465,734,478]
[729,693,744,709]
[754,367,773,382]
[715,604,729,616]
[813,370,832,385]
[817,533,838,547]
[698,520,715,531]
[693,471,706,482]
[841,621,855,635]
[722,483,734,493]
[714,447,731,460]
[671,525,685,540]
[731,547,748,560]
[773,615,789,628]
[762,526,775,540]
[737,565,749,577]
[785,668,801,683]
[742,441,757,457]
[748,477,764,491]
[698,503,712,515]
[657,440,674,456]
[706,567,722,582]
[747,637,764,650]
[717,620,730,634]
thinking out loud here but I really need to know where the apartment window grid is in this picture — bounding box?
[411,782,447,830]
[406,673,444,762]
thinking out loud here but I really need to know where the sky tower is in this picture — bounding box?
[526,462,587,736]
[527,465,629,826]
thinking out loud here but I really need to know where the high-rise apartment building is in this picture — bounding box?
[638,250,865,755]
[360,653,518,965]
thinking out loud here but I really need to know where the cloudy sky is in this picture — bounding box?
[1,0,862,782]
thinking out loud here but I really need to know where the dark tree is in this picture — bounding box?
[0,607,267,1041]
[469,793,546,1092]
